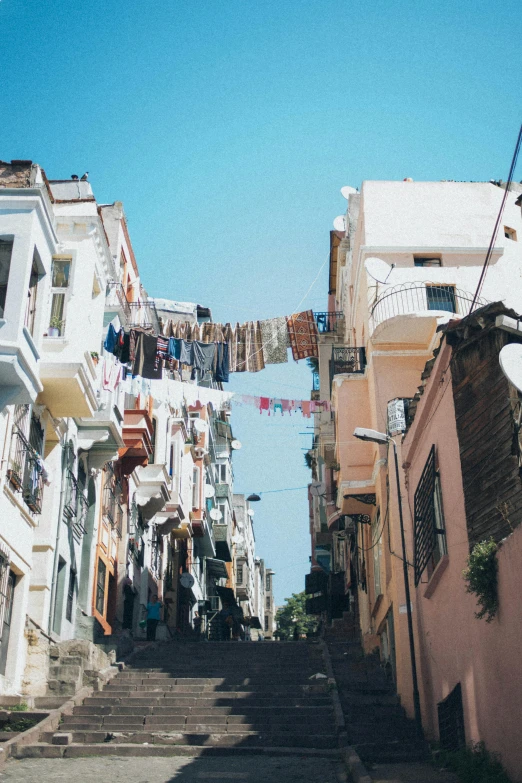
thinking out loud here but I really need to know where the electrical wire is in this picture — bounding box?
[470,123,522,310]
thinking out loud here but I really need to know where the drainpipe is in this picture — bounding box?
[47,423,69,636]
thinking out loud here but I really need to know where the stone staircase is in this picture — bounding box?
[14,641,340,759]
[325,614,430,766]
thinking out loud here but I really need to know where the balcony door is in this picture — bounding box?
[0,568,16,676]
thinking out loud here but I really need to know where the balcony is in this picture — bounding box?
[76,388,124,470]
[38,351,98,418]
[128,300,160,333]
[134,463,170,522]
[330,347,366,384]
[213,522,232,562]
[6,427,45,514]
[215,483,232,503]
[63,470,88,539]
[313,312,344,334]
[106,281,131,326]
[369,283,488,345]
[118,409,154,475]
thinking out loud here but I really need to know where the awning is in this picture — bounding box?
[216,585,235,603]
[206,558,229,579]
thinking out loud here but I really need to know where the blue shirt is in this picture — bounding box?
[147,602,161,620]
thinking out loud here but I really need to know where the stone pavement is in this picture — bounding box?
[0,754,348,782]
[368,761,459,783]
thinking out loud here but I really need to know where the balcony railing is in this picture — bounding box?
[128,300,160,333]
[313,312,344,334]
[370,282,489,331]
[63,469,88,537]
[6,427,44,514]
[107,282,131,324]
[330,347,366,384]
[312,371,320,391]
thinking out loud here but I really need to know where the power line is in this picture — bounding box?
[470,123,522,310]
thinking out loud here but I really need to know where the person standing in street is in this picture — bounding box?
[146,594,162,641]
[193,611,202,640]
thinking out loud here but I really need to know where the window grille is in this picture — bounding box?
[95,559,106,615]
[66,568,76,622]
[6,410,45,514]
[438,683,466,751]
[426,285,456,313]
[102,462,124,537]
[414,446,447,585]
[236,565,243,584]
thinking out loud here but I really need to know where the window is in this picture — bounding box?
[504,226,517,241]
[236,565,243,584]
[215,463,228,483]
[414,256,441,267]
[266,573,271,591]
[24,251,40,336]
[438,683,465,752]
[372,510,383,597]
[95,559,106,615]
[414,446,447,585]
[48,257,71,336]
[0,239,13,319]
[264,616,269,632]
[66,568,76,622]
[151,417,157,462]
[217,502,227,524]
[192,466,201,509]
[266,596,271,611]
[426,285,456,313]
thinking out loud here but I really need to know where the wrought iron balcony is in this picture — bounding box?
[330,346,366,383]
[128,300,160,333]
[313,312,344,334]
[106,282,131,324]
[370,282,488,331]
[63,469,88,537]
[6,427,45,514]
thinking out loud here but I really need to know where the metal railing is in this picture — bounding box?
[370,282,489,331]
[313,312,344,333]
[107,282,132,324]
[330,347,366,385]
[6,427,44,514]
[63,469,88,537]
[128,300,160,333]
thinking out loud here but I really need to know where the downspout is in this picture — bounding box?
[47,423,69,635]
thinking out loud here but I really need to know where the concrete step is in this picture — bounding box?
[354,740,430,764]
[39,730,338,748]
[16,742,340,759]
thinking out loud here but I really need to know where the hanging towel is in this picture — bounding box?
[235,323,247,373]
[286,310,319,361]
[248,321,266,373]
[132,332,162,380]
[222,323,237,373]
[104,323,118,354]
[102,358,122,392]
[259,397,270,414]
[193,341,216,374]
[301,400,312,418]
[259,317,290,365]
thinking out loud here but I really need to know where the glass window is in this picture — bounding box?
[49,258,71,336]
[24,254,40,336]
[414,257,441,267]
[0,239,13,318]
[96,559,106,615]
[372,511,383,597]
[51,259,70,288]
[66,568,76,622]
[236,565,243,584]
[264,616,269,632]
[426,285,456,313]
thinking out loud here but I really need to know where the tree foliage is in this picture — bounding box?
[275,591,318,639]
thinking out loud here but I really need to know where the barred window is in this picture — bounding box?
[414,446,447,585]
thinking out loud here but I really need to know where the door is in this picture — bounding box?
[0,570,16,675]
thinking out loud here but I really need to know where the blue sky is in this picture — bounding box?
[1,0,521,605]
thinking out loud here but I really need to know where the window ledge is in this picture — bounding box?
[423,554,449,599]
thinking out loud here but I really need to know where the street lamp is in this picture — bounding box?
[353,427,423,737]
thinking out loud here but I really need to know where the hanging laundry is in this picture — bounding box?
[114,330,131,364]
[301,400,312,418]
[272,399,283,415]
[259,397,270,414]
[286,310,319,361]
[104,323,118,354]
[248,321,266,373]
[214,342,230,383]
[259,316,290,365]
[235,322,247,373]
[102,358,123,392]
[223,323,237,372]
[132,332,162,380]
[193,341,216,375]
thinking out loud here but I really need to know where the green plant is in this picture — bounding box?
[90,351,99,360]
[304,451,314,470]
[462,538,499,622]
[5,702,28,711]
[49,315,63,330]
[4,717,36,733]
[433,741,512,783]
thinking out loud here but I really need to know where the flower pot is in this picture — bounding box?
[47,327,60,337]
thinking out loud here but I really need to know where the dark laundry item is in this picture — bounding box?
[114,330,131,364]
[104,323,118,354]
[132,332,162,380]
[214,342,229,383]
[129,329,139,363]
[168,337,180,360]
[157,336,169,358]
[179,339,195,365]
[193,341,216,373]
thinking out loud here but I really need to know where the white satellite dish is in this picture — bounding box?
[365,257,394,284]
[193,419,208,433]
[333,215,346,232]
[204,484,215,499]
[499,343,522,393]
[180,572,195,589]
[340,186,357,199]
[310,481,326,497]
[231,440,242,450]
[247,508,255,518]
[209,508,223,521]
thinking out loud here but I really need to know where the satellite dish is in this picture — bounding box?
[247,508,255,518]
[365,257,394,284]
[180,572,195,589]
[204,484,215,499]
[209,508,223,521]
[310,481,326,497]
[341,186,357,199]
[231,440,242,450]
[333,215,346,232]
[499,343,522,393]
[193,419,208,433]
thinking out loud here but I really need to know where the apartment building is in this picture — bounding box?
[304,178,522,778]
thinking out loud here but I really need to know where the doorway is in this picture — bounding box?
[0,570,16,676]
